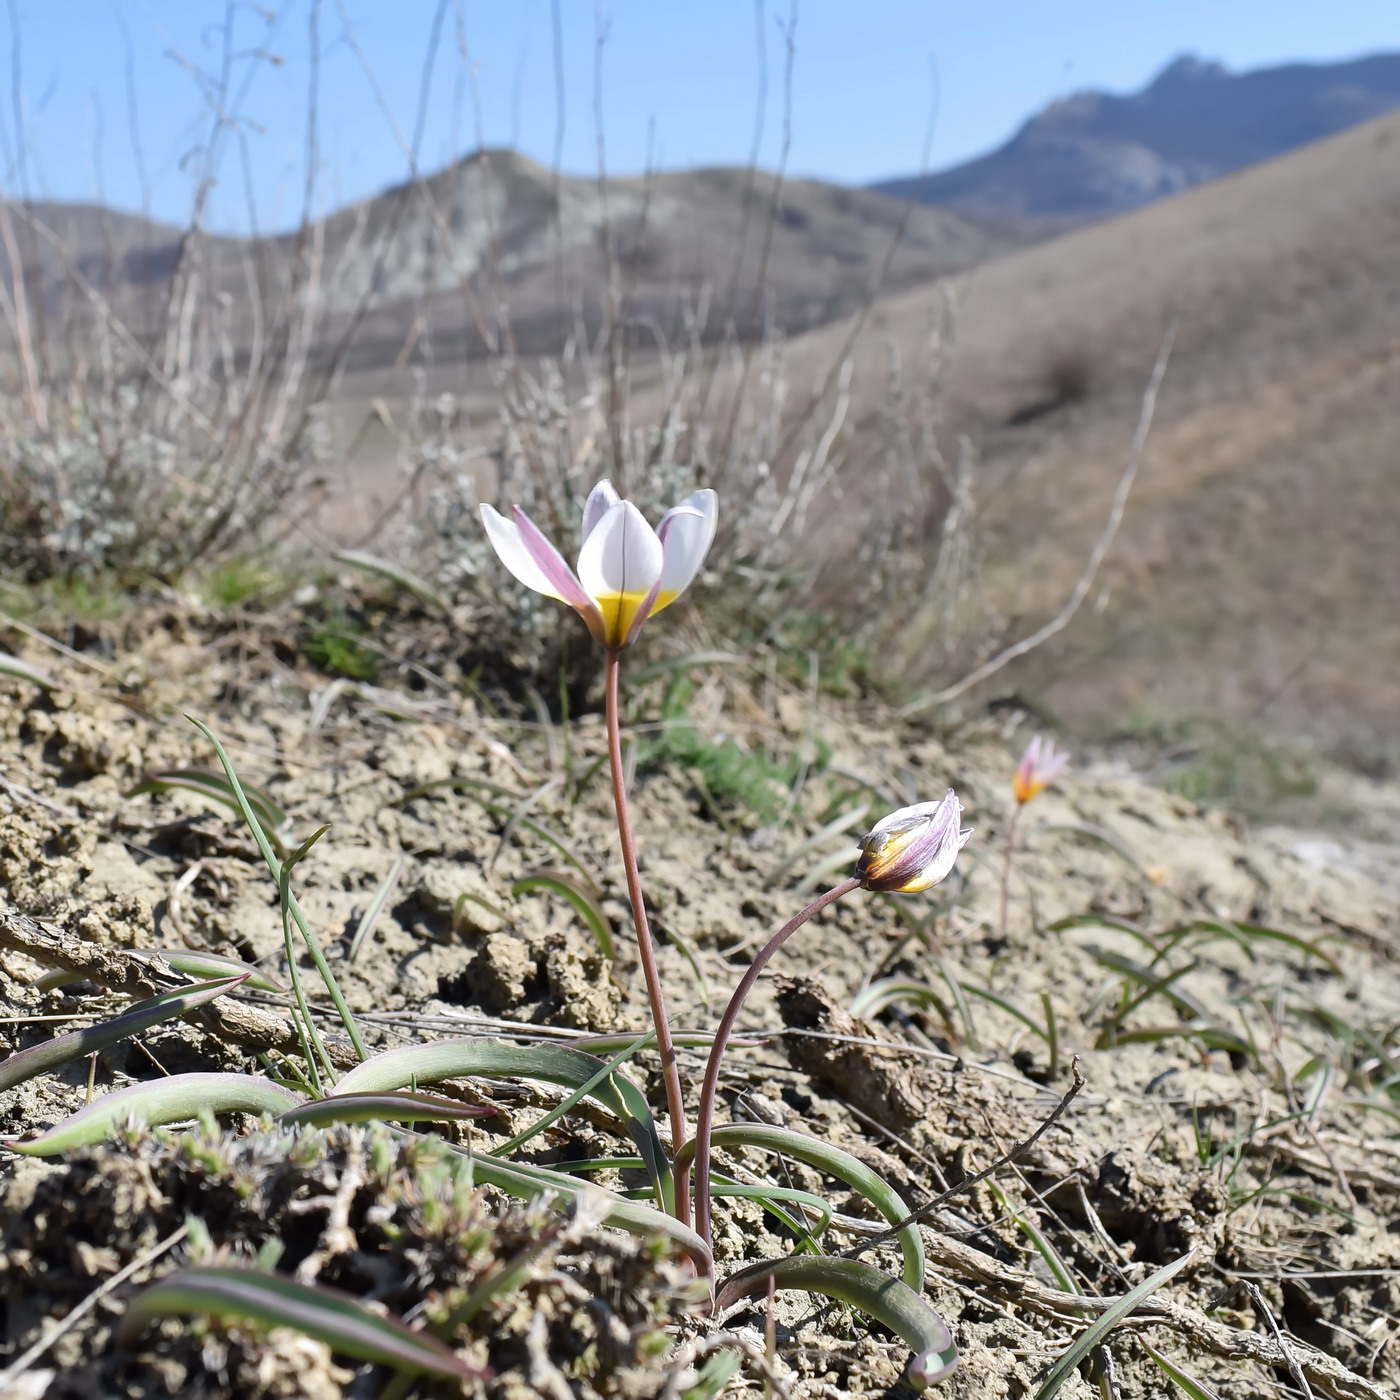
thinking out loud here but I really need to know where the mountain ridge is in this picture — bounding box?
[872,49,1400,221]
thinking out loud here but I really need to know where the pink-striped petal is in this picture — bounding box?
[511,505,602,620]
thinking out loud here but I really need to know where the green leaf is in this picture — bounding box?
[461,1152,710,1268]
[331,1039,672,1212]
[120,1266,481,1378]
[0,652,57,688]
[680,1348,743,1400]
[278,1091,496,1128]
[127,948,286,994]
[347,854,406,964]
[331,549,452,615]
[675,1123,925,1290]
[12,1071,303,1155]
[0,976,248,1093]
[1034,1249,1196,1399]
[848,978,943,1020]
[510,869,614,960]
[1141,1341,1224,1400]
[717,1256,957,1390]
[124,768,287,855]
[187,717,368,1064]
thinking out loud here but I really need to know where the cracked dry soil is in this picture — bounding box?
[1,603,1398,1398]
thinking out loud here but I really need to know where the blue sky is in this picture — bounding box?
[3,1,1398,232]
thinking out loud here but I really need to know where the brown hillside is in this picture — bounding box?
[791,108,1400,742]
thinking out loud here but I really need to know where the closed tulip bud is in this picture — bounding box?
[1013,735,1069,805]
[857,789,973,894]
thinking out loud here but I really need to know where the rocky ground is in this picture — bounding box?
[0,598,1397,1398]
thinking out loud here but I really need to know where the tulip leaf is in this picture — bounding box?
[1033,1248,1196,1399]
[510,869,614,960]
[717,1256,957,1390]
[330,1038,671,1212]
[675,1123,925,1289]
[461,1152,710,1269]
[125,768,287,855]
[0,976,249,1094]
[279,1091,496,1129]
[120,1266,481,1378]
[12,1072,303,1155]
[0,653,58,688]
[331,549,452,614]
[126,948,286,994]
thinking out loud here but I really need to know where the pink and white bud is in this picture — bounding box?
[857,789,973,894]
[1013,735,1069,805]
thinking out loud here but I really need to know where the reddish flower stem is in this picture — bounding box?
[999,802,1024,941]
[604,647,690,1223]
[688,874,863,1257]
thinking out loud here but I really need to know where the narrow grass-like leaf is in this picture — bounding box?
[127,948,286,994]
[332,548,452,614]
[331,1039,671,1210]
[460,1151,710,1268]
[655,918,711,1012]
[120,1266,479,1377]
[279,1091,496,1128]
[1141,1341,1224,1400]
[347,854,406,964]
[1034,1248,1196,1399]
[0,653,57,688]
[12,1072,302,1155]
[487,1031,652,1161]
[676,1123,926,1289]
[1184,918,1342,975]
[394,779,600,888]
[717,1256,957,1390]
[1088,949,1213,1022]
[962,983,1051,1049]
[771,803,871,886]
[1038,822,1146,874]
[0,976,247,1093]
[125,768,287,855]
[510,869,614,960]
[848,978,942,1021]
[187,717,368,1063]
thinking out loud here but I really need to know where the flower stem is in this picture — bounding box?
[604,646,690,1223]
[688,874,863,1258]
[999,803,1023,942]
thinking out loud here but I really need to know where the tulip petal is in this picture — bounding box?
[582,480,621,542]
[577,501,664,647]
[858,790,970,893]
[479,504,606,644]
[511,506,604,622]
[649,489,719,618]
[480,505,563,599]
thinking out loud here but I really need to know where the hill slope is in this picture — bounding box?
[2,152,1020,362]
[874,51,1400,221]
[788,108,1400,742]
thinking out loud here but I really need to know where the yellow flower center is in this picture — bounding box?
[595,588,679,645]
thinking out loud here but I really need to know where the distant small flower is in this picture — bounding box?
[1013,735,1069,805]
[480,479,718,650]
[857,789,973,894]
